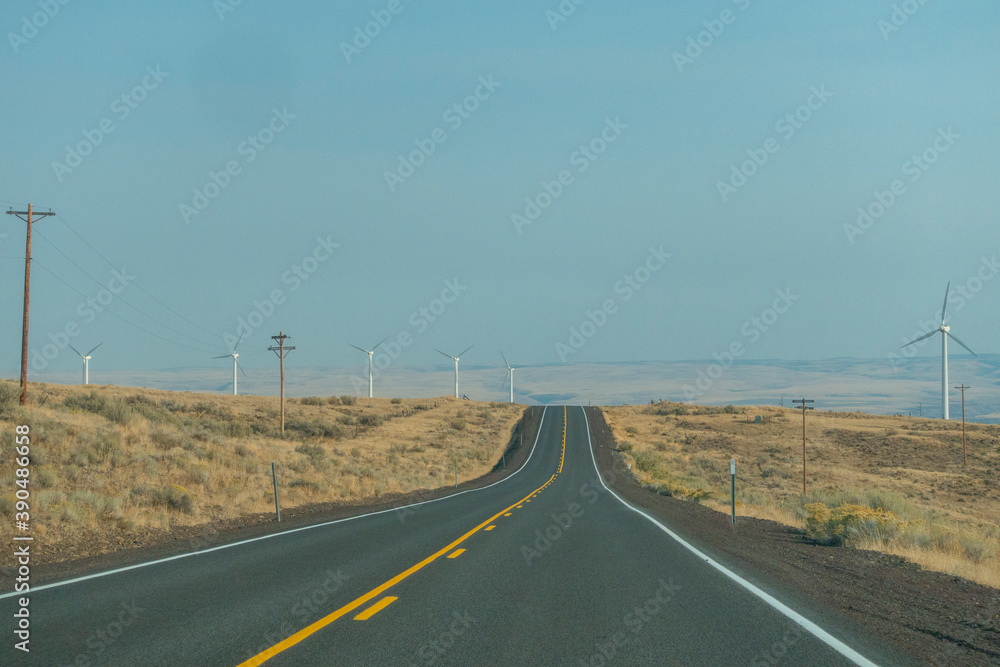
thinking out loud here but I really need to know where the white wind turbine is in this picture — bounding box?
[436,345,473,398]
[500,351,516,404]
[212,333,247,395]
[68,343,102,385]
[349,338,388,398]
[901,282,977,420]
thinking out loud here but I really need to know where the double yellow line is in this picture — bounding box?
[238,406,568,666]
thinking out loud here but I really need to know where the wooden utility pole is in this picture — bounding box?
[793,398,814,494]
[6,204,56,405]
[955,385,969,467]
[268,332,295,432]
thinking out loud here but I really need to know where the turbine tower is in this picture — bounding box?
[349,338,387,398]
[68,343,102,385]
[500,351,516,404]
[436,345,473,398]
[212,333,246,395]
[901,282,977,420]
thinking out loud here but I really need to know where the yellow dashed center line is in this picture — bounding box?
[354,596,397,621]
[447,549,466,559]
[238,406,570,666]
[485,525,496,531]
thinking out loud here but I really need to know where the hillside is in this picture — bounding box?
[13,354,1000,421]
[604,402,1000,588]
[0,381,523,567]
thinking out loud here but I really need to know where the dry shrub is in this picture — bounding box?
[806,502,901,546]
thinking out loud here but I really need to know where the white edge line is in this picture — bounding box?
[1,407,549,600]
[580,407,879,667]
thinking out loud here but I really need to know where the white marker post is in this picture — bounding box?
[730,458,736,525]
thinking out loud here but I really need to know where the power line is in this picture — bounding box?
[54,213,222,340]
[32,227,219,348]
[31,259,215,353]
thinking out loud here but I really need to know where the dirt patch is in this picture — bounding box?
[587,407,1000,666]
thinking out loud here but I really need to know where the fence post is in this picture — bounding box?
[730,458,736,525]
[272,462,281,522]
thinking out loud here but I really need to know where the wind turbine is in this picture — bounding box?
[436,345,473,398]
[68,343,102,385]
[500,351,516,404]
[349,338,387,398]
[901,282,977,420]
[212,333,246,395]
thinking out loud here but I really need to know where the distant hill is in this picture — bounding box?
[8,355,1000,422]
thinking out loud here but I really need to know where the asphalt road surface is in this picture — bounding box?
[3,406,887,665]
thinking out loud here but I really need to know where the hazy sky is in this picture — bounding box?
[1,1,997,383]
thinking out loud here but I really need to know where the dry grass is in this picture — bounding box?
[604,401,1000,588]
[0,380,522,565]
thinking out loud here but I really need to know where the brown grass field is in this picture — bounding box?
[604,402,1000,589]
[4,379,999,590]
[0,380,523,566]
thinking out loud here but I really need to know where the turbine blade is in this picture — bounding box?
[233,332,244,353]
[236,358,248,377]
[349,344,369,353]
[501,369,510,392]
[86,342,103,356]
[372,337,389,350]
[435,349,455,360]
[211,354,232,359]
[500,350,511,369]
[67,344,83,357]
[458,344,474,358]
[901,330,938,347]
[946,331,977,356]
[941,282,950,325]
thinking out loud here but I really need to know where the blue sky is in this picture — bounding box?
[1,1,998,382]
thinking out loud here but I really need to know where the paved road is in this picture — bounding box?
[3,406,881,665]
